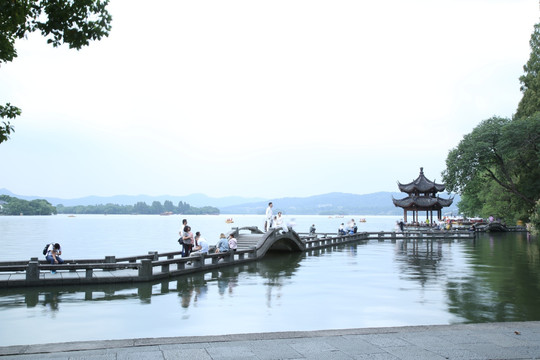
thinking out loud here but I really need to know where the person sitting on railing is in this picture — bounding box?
[274,212,289,233]
[228,234,237,252]
[192,232,209,255]
[215,233,229,253]
[338,223,346,235]
[309,224,316,235]
[45,243,64,274]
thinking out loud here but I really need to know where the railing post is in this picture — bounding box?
[26,260,39,281]
[225,250,235,263]
[139,259,153,279]
[191,253,205,268]
[105,256,116,271]
[86,268,93,279]
[249,246,257,259]
[148,251,158,261]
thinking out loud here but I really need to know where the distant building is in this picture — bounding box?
[392,167,453,223]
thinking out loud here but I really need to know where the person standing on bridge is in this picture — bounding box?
[182,226,195,257]
[265,202,273,231]
[179,219,188,255]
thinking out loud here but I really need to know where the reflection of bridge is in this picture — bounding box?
[0,227,474,288]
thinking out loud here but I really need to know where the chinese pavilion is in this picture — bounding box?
[392,167,453,224]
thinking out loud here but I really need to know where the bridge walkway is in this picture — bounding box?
[0,228,475,288]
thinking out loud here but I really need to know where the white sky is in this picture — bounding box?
[0,0,538,200]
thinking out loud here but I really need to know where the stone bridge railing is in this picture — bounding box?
[0,229,474,288]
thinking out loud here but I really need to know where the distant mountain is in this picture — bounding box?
[220,191,461,215]
[0,189,265,208]
[0,188,460,215]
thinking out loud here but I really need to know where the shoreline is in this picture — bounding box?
[1,321,539,359]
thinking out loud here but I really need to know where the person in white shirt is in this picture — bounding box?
[274,211,288,232]
[265,202,273,231]
[192,232,209,254]
[45,243,64,274]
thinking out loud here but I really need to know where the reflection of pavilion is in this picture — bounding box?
[393,167,453,223]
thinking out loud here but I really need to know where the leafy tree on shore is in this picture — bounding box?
[0,0,112,144]
[443,22,540,225]
[516,23,540,119]
[0,195,56,215]
[0,104,20,143]
[442,115,540,223]
[56,200,219,215]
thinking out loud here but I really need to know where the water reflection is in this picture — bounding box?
[395,239,446,288]
[2,234,540,345]
[446,233,540,323]
[0,251,305,313]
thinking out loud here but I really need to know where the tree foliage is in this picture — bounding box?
[56,200,220,215]
[0,195,56,215]
[0,103,21,143]
[530,199,540,235]
[0,0,112,64]
[444,22,540,226]
[0,0,112,144]
[442,114,540,222]
[516,23,540,119]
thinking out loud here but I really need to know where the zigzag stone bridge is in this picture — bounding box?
[0,227,475,288]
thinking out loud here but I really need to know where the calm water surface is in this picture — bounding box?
[0,215,539,346]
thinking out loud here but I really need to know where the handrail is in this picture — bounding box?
[0,230,477,288]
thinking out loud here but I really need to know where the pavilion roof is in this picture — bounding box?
[397,167,446,194]
[392,195,454,209]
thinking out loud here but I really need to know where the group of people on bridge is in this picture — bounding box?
[264,202,291,233]
[178,218,237,259]
[338,219,358,235]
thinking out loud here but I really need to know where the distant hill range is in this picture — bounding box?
[220,192,460,215]
[0,188,460,216]
[0,189,263,208]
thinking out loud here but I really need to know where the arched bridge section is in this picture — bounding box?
[227,227,305,258]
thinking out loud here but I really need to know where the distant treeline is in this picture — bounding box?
[56,200,220,215]
[0,195,57,215]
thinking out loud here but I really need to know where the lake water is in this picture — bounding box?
[0,214,539,347]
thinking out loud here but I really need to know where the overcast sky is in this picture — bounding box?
[0,0,538,200]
